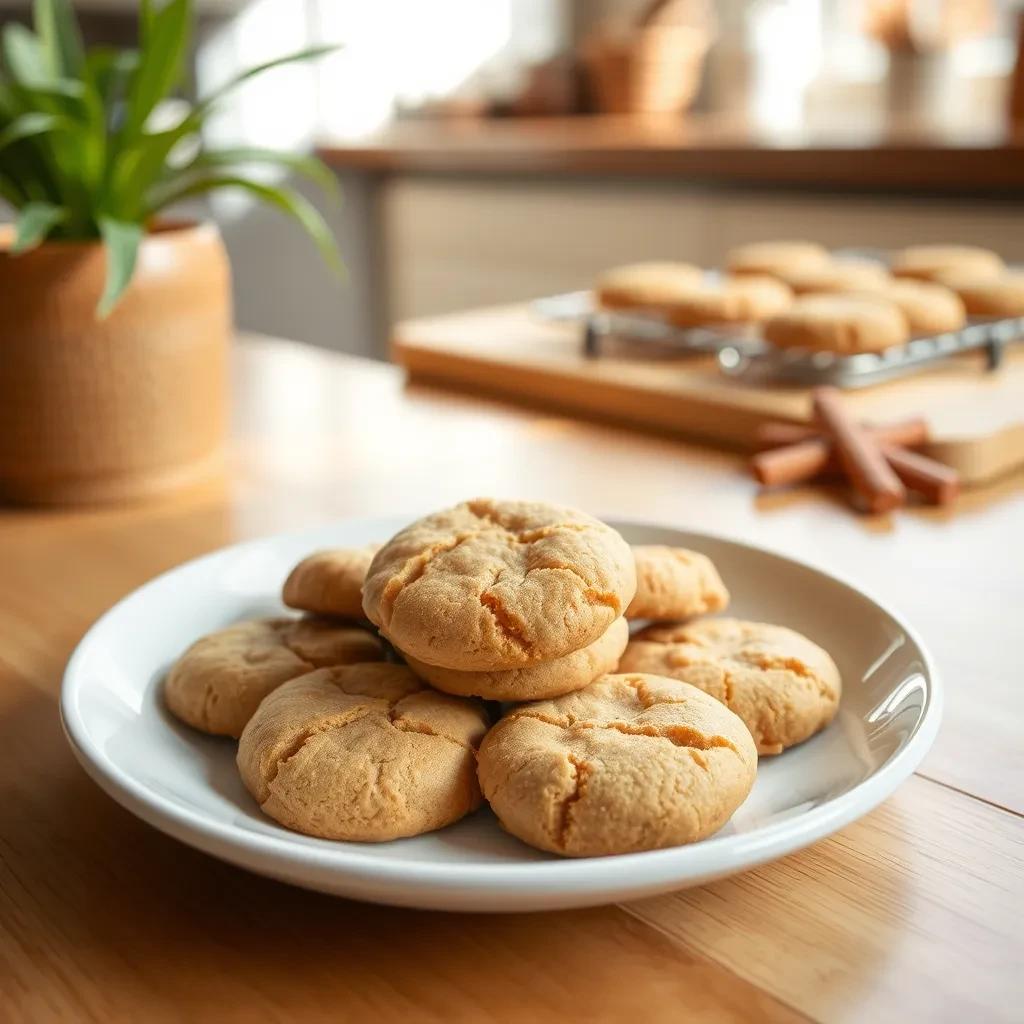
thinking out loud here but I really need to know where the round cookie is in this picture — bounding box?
[774,258,890,295]
[843,279,966,334]
[238,663,488,841]
[362,498,636,672]
[666,275,793,327]
[403,617,629,701]
[619,618,840,755]
[726,240,831,278]
[934,270,1024,318]
[626,546,729,622]
[283,545,380,620]
[890,244,1004,283]
[595,261,705,311]
[763,293,909,353]
[477,672,757,857]
[165,617,385,738]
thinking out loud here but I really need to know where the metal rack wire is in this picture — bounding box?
[531,290,1023,390]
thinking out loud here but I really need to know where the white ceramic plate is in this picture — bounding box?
[61,517,941,913]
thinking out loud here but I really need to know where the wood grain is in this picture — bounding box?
[0,335,1021,1021]
[317,115,1024,192]
[393,302,1024,483]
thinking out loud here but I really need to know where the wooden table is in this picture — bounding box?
[2,336,1021,1022]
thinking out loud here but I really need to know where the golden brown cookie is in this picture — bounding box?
[842,279,966,334]
[402,617,629,702]
[282,545,380,620]
[665,275,793,327]
[477,673,757,857]
[238,663,488,841]
[890,244,1004,283]
[164,617,385,738]
[626,546,729,621]
[934,270,1024,318]
[763,293,909,353]
[726,240,831,278]
[362,499,636,672]
[773,258,890,295]
[595,261,705,311]
[619,618,840,755]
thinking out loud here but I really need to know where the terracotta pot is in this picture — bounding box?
[0,220,231,505]
[583,26,709,115]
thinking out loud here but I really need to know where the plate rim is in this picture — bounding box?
[60,516,943,896]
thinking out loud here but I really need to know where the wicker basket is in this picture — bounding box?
[0,221,231,505]
[583,25,709,115]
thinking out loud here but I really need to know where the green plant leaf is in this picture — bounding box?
[3,24,49,86]
[140,0,155,39]
[84,47,139,105]
[0,110,64,153]
[107,113,199,220]
[194,45,337,115]
[33,0,84,78]
[149,173,342,273]
[0,170,26,205]
[124,0,190,138]
[188,146,339,200]
[11,199,66,251]
[97,216,142,316]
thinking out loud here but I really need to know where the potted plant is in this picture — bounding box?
[0,0,340,504]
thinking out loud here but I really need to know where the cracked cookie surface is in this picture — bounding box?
[282,545,380,620]
[477,672,757,856]
[402,617,629,701]
[237,663,488,841]
[361,499,636,671]
[626,546,729,622]
[164,617,385,738]
[619,618,840,755]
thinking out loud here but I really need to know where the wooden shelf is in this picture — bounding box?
[318,114,1024,193]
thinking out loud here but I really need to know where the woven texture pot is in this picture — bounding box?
[0,221,231,505]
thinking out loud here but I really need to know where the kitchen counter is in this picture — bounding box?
[319,114,1024,193]
[3,334,1020,1021]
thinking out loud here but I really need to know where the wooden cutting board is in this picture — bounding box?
[393,302,1024,485]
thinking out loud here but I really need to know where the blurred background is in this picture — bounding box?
[2,0,1022,358]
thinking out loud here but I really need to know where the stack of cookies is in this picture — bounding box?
[164,497,843,859]
[362,498,637,704]
[595,240,1020,358]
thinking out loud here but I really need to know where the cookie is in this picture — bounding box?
[763,293,909,353]
[626,546,729,621]
[595,261,705,311]
[165,617,385,738]
[403,617,629,702]
[842,279,966,334]
[477,672,757,857]
[666,275,793,327]
[726,241,831,278]
[362,498,636,672]
[774,258,890,295]
[282,545,379,620]
[934,270,1024,318]
[237,663,488,841]
[619,618,840,755]
[891,244,1004,283]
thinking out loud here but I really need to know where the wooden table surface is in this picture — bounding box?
[2,335,1022,1022]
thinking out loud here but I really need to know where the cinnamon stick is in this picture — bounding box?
[881,444,960,505]
[752,417,930,487]
[755,418,929,451]
[751,440,837,487]
[812,387,906,513]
